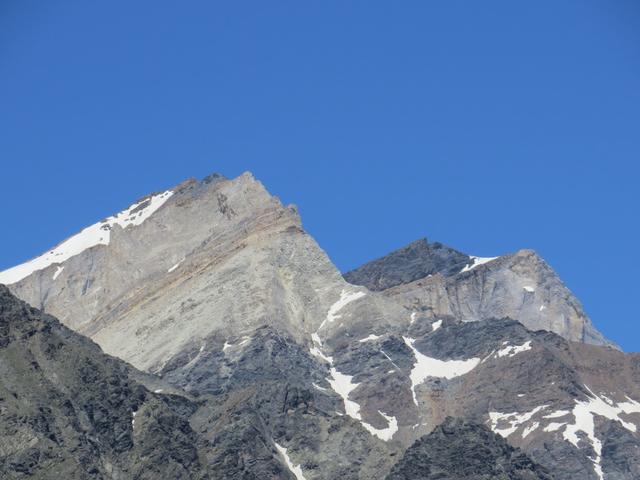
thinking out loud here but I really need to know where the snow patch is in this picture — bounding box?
[488,405,548,439]
[52,265,64,280]
[380,350,401,371]
[223,336,250,352]
[309,290,397,441]
[561,389,640,480]
[544,422,565,432]
[494,341,532,358]
[328,367,361,419]
[544,410,571,419]
[359,334,381,343]
[522,421,540,438]
[431,319,442,332]
[403,336,480,406]
[0,190,174,285]
[167,260,183,273]
[523,286,535,293]
[319,289,366,330]
[460,256,498,273]
[310,345,333,363]
[327,364,398,441]
[275,443,307,480]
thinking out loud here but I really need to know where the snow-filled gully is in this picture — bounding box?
[488,387,640,480]
[310,289,399,442]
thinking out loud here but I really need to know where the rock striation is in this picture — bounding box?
[345,239,613,347]
[1,171,637,480]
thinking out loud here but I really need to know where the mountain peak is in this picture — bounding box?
[343,237,473,291]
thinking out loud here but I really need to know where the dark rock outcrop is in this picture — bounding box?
[0,285,210,479]
[343,238,470,291]
[386,417,554,480]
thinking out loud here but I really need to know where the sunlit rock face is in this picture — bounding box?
[345,238,614,348]
[1,171,637,480]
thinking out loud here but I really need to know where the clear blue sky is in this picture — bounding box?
[1,1,639,350]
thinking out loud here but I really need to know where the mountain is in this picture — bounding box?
[343,238,471,290]
[0,284,210,479]
[1,172,639,480]
[385,417,553,480]
[344,239,613,348]
[0,285,399,480]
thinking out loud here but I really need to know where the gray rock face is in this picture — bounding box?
[1,172,638,480]
[345,240,613,348]
[2,173,406,375]
[385,417,554,480]
[0,285,399,480]
[0,285,209,479]
[343,238,470,291]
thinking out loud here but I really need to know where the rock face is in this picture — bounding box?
[345,239,613,348]
[343,238,470,291]
[386,417,554,480]
[0,285,209,479]
[2,172,406,374]
[1,172,638,480]
[0,285,399,480]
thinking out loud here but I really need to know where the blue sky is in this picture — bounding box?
[1,1,639,350]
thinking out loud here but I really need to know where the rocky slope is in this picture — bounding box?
[344,239,612,347]
[343,238,471,291]
[0,284,210,479]
[0,285,401,480]
[385,417,554,480]
[1,172,638,480]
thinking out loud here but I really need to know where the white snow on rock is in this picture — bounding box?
[309,344,333,363]
[52,265,64,280]
[366,411,399,441]
[522,421,540,438]
[0,190,174,285]
[544,422,565,432]
[305,288,398,441]
[431,319,443,332]
[319,289,366,330]
[544,410,571,419]
[275,443,308,480]
[403,336,480,406]
[310,308,398,441]
[523,286,535,293]
[459,256,498,274]
[495,341,532,358]
[489,389,640,480]
[326,366,398,441]
[167,260,183,273]
[309,332,333,363]
[488,405,548,439]
[223,336,250,353]
[359,334,381,343]
[560,389,640,480]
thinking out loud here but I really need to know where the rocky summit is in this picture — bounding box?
[1,172,638,480]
